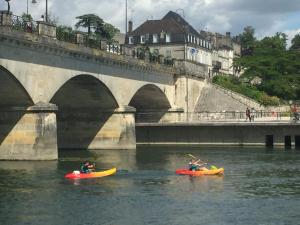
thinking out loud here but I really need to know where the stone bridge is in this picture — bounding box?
[0,26,189,160]
[0,24,261,160]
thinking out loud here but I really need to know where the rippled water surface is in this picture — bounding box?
[0,146,300,225]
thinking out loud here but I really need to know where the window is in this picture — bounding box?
[166,34,171,43]
[153,34,158,43]
[145,33,150,41]
[129,36,134,44]
[140,35,145,44]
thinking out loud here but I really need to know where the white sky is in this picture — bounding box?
[1,0,300,43]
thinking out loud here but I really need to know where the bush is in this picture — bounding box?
[259,94,280,106]
[212,75,280,106]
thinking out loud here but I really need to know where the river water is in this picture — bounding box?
[0,146,299,225]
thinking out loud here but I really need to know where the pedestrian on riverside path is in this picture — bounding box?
[291,104,299,121]
[246,107,251,122]
[250,108,255,122]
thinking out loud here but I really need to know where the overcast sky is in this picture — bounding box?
[1,0,300,42]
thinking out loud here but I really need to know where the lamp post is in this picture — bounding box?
[31,0,48,23]
[4,0,11,13]
[125,0,127,34]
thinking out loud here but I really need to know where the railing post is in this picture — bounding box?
[76,32,84,45]
[0,11,12,26]
[37,21,56,38]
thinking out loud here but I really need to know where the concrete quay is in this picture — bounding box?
[136,122,300,147]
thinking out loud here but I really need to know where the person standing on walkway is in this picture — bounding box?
[246,107,251,122]
[250,108,255,122]
[291,104,299,121]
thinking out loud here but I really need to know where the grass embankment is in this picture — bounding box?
[212,75,280,106]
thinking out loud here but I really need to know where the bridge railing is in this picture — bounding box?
[186,111,291,122]
[55,31,123,54]
[1,12,177,69]
[11,15,38,34]
[135,111,294,123]
[56,30,77,44]
[2,13,123,55]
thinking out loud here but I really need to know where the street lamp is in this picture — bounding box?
[31,0,48,23]
[4,0,11,13]
[125,0,127,34]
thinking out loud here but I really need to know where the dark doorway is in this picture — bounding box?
[284,136,291,148]
[265,135,274,147]
[295,136,300,149]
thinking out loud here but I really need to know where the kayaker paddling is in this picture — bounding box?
[80,161,95,174]
[188,159,208,171]
[65,168,117,179]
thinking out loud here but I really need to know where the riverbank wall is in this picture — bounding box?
[136,122,300,147]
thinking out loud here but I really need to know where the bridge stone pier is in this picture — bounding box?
[0,27,186,160]
[0,103,58,160]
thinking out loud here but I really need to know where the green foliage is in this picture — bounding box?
[75,14,119,43]
[21,13,33,22]
[75,14,104,34]
[95,23,120,43]
[233,28,300,101]
[290,34,300,50]
[56,25,76,43]
[259,93,280,106]
[239,26,256,54]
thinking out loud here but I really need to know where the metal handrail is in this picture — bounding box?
[135,111,293,123]
[11,14,37,33]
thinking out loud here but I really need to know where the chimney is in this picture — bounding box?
[128,20,133,33]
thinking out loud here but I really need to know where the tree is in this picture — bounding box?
[233,32,300,101]
[95,23,120,43]
[56,25,74,42]
[75,14,104,35]
[290,34,300,50]
[258,32,287,50]
[75,14,119,43]
[21,13,33,22]
[239,26,256,55]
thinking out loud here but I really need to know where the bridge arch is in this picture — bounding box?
[0,66,34,107]
[50,74,119,150]
[0,66,35,149]
[129,84,171,122]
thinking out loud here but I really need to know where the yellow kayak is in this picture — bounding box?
[176,168,224,176]
[65,168,117,179]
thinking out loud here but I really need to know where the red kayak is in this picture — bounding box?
[176,168,224,176]
[65,168,116,179]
